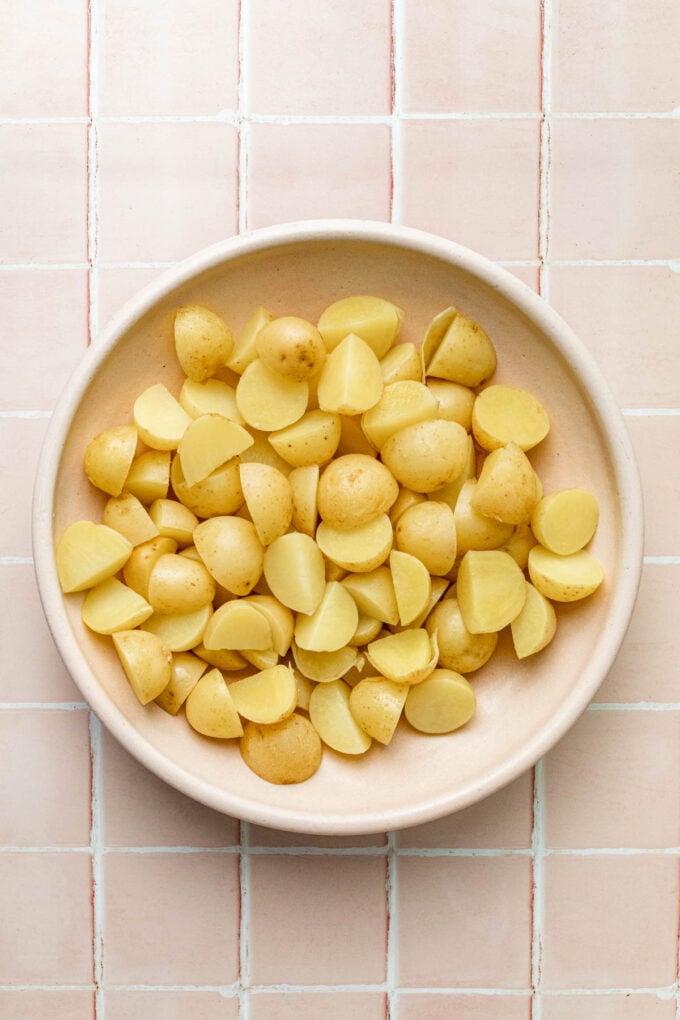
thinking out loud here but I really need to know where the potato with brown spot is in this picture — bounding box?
[255,316,327,381]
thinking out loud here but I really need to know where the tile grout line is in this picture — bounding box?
[530,760,546,1018]
[88,713,105,1019]
[239,821,251,1020]
[86,0,100,345]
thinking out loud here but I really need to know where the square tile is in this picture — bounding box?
[1,709,91,846]
[0,853,93,984]
[506,264,540,292]
[396,856,532,987]
[97,123,238,262]
[552,0,680,112]
[396,771,533,849]
[104,990,239,1020]
[247,124,392,229]
[544,709,680,848]
[0,125,87,263]
[95,267,166,336]
[248,854,387,984]
[0,565,81,702]
[98,0,239,116]
[0,1,88,117]
[248,991,387,1020]
[395,994,532,1019]
[400,0,541,113]
[549,266,680,408]
[626,415,680,556]
[542,855,678,988]
[400,119,540,259]
[0,270,87,411]
[596,565,680,703]
[549,120,680,259]
[0,992,95,1020]
[247,0,391,115]
[0,418,50,557]
[541,993,676,1020]
[103,851,240,984]
[101,727,240,848]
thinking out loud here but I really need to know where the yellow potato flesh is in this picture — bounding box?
[292,643,358,683]
[147,553,215,615]
[56,520,132,594]
[149,498,198,546]
[531,488,599,555]
[511,581,557,659]
[349,614,383,646]
[112,629,172,705]
[179,377,244,423]
[528,546,604,602]
[194,643,247,671]
[425,597,498,673]
[240,713,322,784]
[424,310,497,387]
[379,342,422,384]
[123,535,178,599]
[170,454,244,519]
[366,628,438,685]
[293,669,315,711]
[317,453,398,530]
[390,550,432,627]
[471,442,540,525]
[405,575,449,629]
[340,566,399,626]
[268,410,342,468]
[309,680,372,754]
[238,430,293,476]
[405,669,476,734]
[316,333,384,415]
[229,664,297,724]
[228,306,274,375]
[361,380,438,450]
[133,383,192,451]
[81,577,153,634]
[421,306,456,370]
[185,668,244,739]
[434,434,477,512]
[349,676,408,745]
[294,581,359,653]
[395,500,457,576]
[193,516,264,596]
[246,595,294,656]
[174,304,233,383]
[457,550,527,634]
[255,316,327,382]
[389,487,427,526]
[263,532,326,615]
[203,599,272,651]
[316,514,393,573]
[178,414,253,486]
[453,479,514,556]
[472,384,549,452]
[317,294,403,358]
[236,358,308,431]
[288,464,319,537]
[141,603,212,653]
[499,522,537,571]
[240,462,293,546]
[84,424,138,497]
[155,651,207,715]
[426,379,475,431]
[103,491,160,547]
[124,450,171,505]
[381,419,468,494]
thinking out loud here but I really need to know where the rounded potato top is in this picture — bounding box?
[317,453,399,529]
[255,316,327,382]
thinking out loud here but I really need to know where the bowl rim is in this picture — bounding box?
[32,219,645,834]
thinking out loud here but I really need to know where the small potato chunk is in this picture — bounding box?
[240,713,322,784]
[390,550,432,627]
[56,520,132,593]
[340,566,399,626]
[309,680,372,755]
[471,442,540,525]
[381,419,468,493]
[361,380,438,450]
[457,550,527,634]
[179,377,244,423]
[404,669,476,734]
[112,630,172,705]
[170,454,244,519]
[147,553,215,614]
[317,453,398,529]
[499,522,537,571]
[123,535,178,599]
[293,669,316,711]
[124,450,171,505]
[203,597,272,650]
[349,676,408,745]
[453,479,514,555]
[247,595,294,656]
[511,581,557,659]
[229,664,297,724]
[155,651,208,715]
[292,643,359,683]
[423,308,496,387]
[434,434,477,512]
[317,294,404,358]
[528,546,604,602]
[531,488,599,555]
[228,306,275,375]
[404,575,449,630]
[174,304,233,383]
[133,383,192,451]
[185,668,244,739]
[316,514,393,573]
[141,604,212,652]
[81,577,153,634]
[379,342,422,385]
[236,358,308,432]
[263,532,326,614]
[178,414,253,486]
[289,464,319,536]
[350,614,383,646]
[395,500,457,576]
[255,316,327,381]
[425,598,498,673]
[426,379,475,431]
[84,424,138,497]
[240,462,293,546]
[103,491,159,547]
[149,498,198,546]
[294,581,359,653]
[194,643,247,671]
[269,410,342,468]
[472,384,550,452]
[194,516,264,595]
[366,628,438,685]
[389,487,427,526]
[316,333,384,415]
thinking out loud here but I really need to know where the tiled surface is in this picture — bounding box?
[1,2,678,1018]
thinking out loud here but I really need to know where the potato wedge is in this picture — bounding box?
[309,680,372,754]
[349,676,408,745]
[228,306,274,375]
[457,550,527,634]
[528,546,604,602]
[185,668,244,738]
[379,342,422,384]
[316,333,383,414]
[84,424,138,497]
[112,629,172,705]
[340,566,399,626]
[289,463,319,536]
[423,308,496,387]
[510,581,557,659]
[56,520,132,593]
[389,550,432,627]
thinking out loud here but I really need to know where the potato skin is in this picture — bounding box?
[255,316,327,381]
[317,453,398,529]
[240,714,323,784]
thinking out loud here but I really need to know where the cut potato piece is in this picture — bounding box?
[170,454,244,519]
[194,643,247,671]
[289,464,319,537]
[511,581,557,659]
[500,522,537,571]
[124,450,171,505]
[141,604,212,652]
[179,377,244,423]
[246,595,294,656]
[178,414,253,486]
[350,615,383,646]
[309,680,372,755]
[263,532,326,614]
[133,383,192,451]
[147,553,215,614]
[293,669,315,712]
[123,535,178,599]
[148,497,198,546]
[241,647,279,670]
[185,668,244,739]
[112,629,172,705]
[340,566,399,626]
[426,379,475,431]
[424,309,497,387]
[381,419,468,493]
[238,429,293,476]
[457,550,527,634]
[84,424,138,497]
[103,491,159,547]
[292,643,358,683]
[155,651,207,715]
[405,575,449,630]
[528,546,604,602]
[366,628,438,685]
[229,664,297,724]
[472,384,549,452]
[421,305,456,369]
[453,479,514,555]
[317,294,403,358]
[240,713,322,784]
[202,599,272,651]
[194,516,264,595]
[240,462,293,545]
[531,488,599,555]
[56,520,132,593]
[316,333,383,414]
[255,316,327,381]
[361,380,438,450]
[390,550,432,627]
[395,500,457,576]
[349,675,408,745]
[316,514,393,573]
[389,487,427,526]
[425,597,498,673]
[228,306,274,375]
[81,577,153,634]
[405,669,475,734]
[294,581,359,652]
[379,342,422,385]
[236,358,308,431]
[335,412,379,458]
[317,453,398,529]
[269,410,342,468]
[471,442,539,525]
[434,434,476,512]
[174,304,233,383]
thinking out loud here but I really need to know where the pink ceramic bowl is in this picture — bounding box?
[33,221,643,835]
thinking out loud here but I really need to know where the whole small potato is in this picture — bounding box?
[255,316,327,381]
[317,453,399,529]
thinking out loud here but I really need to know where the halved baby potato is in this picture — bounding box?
[268,410,342,468]
[141,603,213,653]
[317,294,403,358]
[103,491,159,548]
[149,497,198,546]
[81,577,153,634]
[394,500,457,576]
[236,358,308,431]
[472,384,550,452]
[263,532,326,615]
[179,377,243,423]
[84,424,138,497]
[381,419,469,493]
[379,342,422,385]
[228,306,274,375]
[349,676,408,745]
[193,516,264,595]
[202,599,272,651]
[389,549,432,627]
[112,629,172,705]
[229,664,297,725]
[124,450,171,505]
[531,488,599,555]
[294,581,359,653]
[133,383,192,451]
[457,549,527,634]
[528,546,604,602]
[170,453,244,519]
[240,713,322,784]
[316,514,393,573]
[288,464,319,537]
[123,535,178,599]
[361,380,438,450]
[147,553,216,614]
[174,304,233,383]
[178,414,253,487]
[155,651,207,715]
[404,669,476,734]
[340,566,399,626]
[425,597,498,673]
[309,680,372,755]
[56,520,132,593]
[471,442,540,525]
[317,453,398,529]
[255,316,327,381]
[510,581,557,659]
[316,333,384,415]
[240,462,293,546]
[292,643,359,683]
[453,479,514,556]
[423,308,496,388]
[365,628,438,685]
[185,668,244,738]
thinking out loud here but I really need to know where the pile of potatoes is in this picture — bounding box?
[56,295,604,785]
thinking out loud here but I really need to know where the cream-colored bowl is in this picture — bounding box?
[33,221,643,835]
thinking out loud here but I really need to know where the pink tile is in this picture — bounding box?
[101,727,240,848]
[541,994,676,1020]
[401,0,541,113]
[549,120,680,259]
[97,123,238,262]
[0,270,87,411]
[0,992,95,1020]
[0,564,81,702]
[105,991,239,1020]
[248,124,392,229]
[0,417,50,556]
[248,854,387,984]
[597,564,680,703]
[544,709,680,848]
[542,855,678,988]
[248,0,391,115]
[549,266,680,408]
[96,267,166,336]
[0,853,93,984]
[98,0,239,115]
[396,995,532,1019]
[397,771,533,849]
[0,125,87,263]
[248,992,387,1020]
[553,0,680,112]
[247,824,386,849]
[103,851,240,984]
[0,0,87,116]
[626,415,680,556]
[397,856,531,987]
[1,709,91,846]
[400,120,540,259]
[507,264,540,292]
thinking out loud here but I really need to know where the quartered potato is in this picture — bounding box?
[112,629,172,705]
[531,488,599,555]
[170,452,244,519]
[56,520,132,593]
[229,664,297,724]
[141,603,213,652]
[340,566,399,626]
[247,595,294,656]
[124,449,171,505]
[366,628,438,685]
[155,651,207,715]
[294,581,359,653]
[389,549,432,627]
[379,342,422,384]
[317,294,404,358]
[103,491,159,547]
[309,680,372,755]
[423,307,496,387]
[510,581,557,659]
[404,669,476,734]
[174,304,233,383]
[228,306,274,375]
[292,643,359,683]
[472,384,550,452]
[133,383,192,451]
[149,497,198,546]
[81,577,153,634]
[349,676,408,745]
[471,442,540,525]
[361,380,438,450]
[240,462,293,546]
[457,549,527,634]
[264,532,326,614]
[240,713,322,784]
[179,377,243,423]
[185,668,244,739]
[288,464,319,536]
[84,424,138,496]
[316,333,383,414]
[178,414,253,487]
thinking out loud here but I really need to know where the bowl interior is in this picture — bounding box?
[36,227,642,834]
